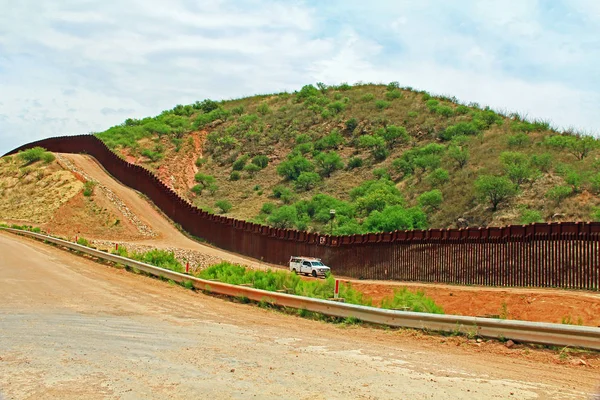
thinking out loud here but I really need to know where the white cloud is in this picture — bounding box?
[1,0,599,155]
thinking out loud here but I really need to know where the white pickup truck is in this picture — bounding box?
[289,256,331,278]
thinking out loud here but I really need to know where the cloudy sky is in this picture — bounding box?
[1,0,599,155]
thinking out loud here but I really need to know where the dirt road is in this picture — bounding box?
[61,154,266,269]
[0,232,598,399]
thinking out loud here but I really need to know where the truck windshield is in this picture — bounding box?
[311,261,324,266]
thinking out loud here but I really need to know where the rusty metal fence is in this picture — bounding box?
[6,134,600,290]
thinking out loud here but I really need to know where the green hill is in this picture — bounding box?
[95,82,600,234]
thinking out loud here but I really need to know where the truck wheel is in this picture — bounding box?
[311,270,317,278]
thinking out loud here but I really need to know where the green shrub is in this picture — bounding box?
[141,149,163,162]
[260,203,276,214]
[350,179,405,215]
[507,133,530,147]
[327,101,346,114]
[565,171,582,192]
[385,90,403,100]
[347,156,363,170]
[229,171,241,181]
[520,209,543,224]
[345,118,358,132]
[590,173,600,194]
[380,288,443,314]
[17,147,46,164]
[131,249,183,273]
[232,155,250,171]
[530,153,552,172]
[272,185,295,204]
[439,122,479,141]
[376,125,409,148]
[231,105,245,115]
[314,130,344,151]
[361,93,374,102]
[500,151,535,187]
[455,105,470,115]
[296,133,311,144]
[193,173,216,194]
[546,135,599,160]
[41,152,55,164]
[546,185,573,203]
[474,175,517,211]
[364,205,427,232]
[294,142,314,155]
[315,151,344,177]
[277,155,314,181]
[215,199,233,214]
[425,168,449,187]
[257,102,271,115]
[375,100,391,110]
[267,205,298,229]
[244,163,261,177]
[418,190,443,211]
[359,135,388,161]
[198,262,375,307]
[591,208,600,222]
[372,168,389,180]
[448,145,469,169]
[295,172,321,191]
[195,99,220,113]
[386,81,400,91]
[252,155,269,169]
[82,181,96,197]
[76,237,91,247]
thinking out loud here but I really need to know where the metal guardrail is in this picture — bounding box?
[3,227,600,351]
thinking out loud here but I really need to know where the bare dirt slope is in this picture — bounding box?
[0,155,144,241]
[0,232,597,400]
[56,154,600,327]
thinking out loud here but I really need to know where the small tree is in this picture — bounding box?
[267,205,298,229]
[276,155,314,181]
[500,151,534,187]
[315,151,344,177]
[425,168,449,187]
[295,172,321,191]
[193,173,216,194]
[448,145,469,169]
[565,171,582,192]
[229,171,241,181]
[474,175,517,211]
[377,125,409,148]
[418,190,443,211]
[215,200,232,214]
[566,136,599,160]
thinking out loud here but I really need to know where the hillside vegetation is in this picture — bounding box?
[95,82,600,234]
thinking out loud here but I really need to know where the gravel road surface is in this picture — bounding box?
[0,232,598,399]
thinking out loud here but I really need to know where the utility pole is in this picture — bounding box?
[330,209,336,235]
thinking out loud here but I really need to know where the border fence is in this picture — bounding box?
[5,135,600,290]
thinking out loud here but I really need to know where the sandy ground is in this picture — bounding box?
[1,232,599,400]
[55,154,600,327]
